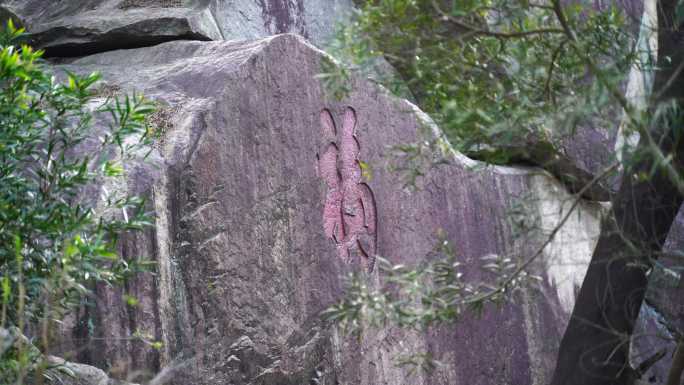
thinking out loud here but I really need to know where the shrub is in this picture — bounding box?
[0,21,154,384]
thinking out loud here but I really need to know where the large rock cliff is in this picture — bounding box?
[0,0,351,55]
[3,2,681,384]
[52,35,604,384]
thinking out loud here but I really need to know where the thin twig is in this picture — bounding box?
[544,40,568,105]
[635,347,666,377]
[460,162,618,306]
[653,58,684,101]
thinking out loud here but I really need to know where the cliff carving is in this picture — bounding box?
[50,34,605,384]
[0,1,681,384]
[319,107,377,272]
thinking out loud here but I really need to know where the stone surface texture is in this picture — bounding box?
[1,0,679,383]
[0,0,676,383]
[52,35,605,384]
[0,0,352,55]
[47,356,138,385]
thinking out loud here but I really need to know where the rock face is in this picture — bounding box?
[54,35,605,384]
[629,207,684,384]
[46,356,137,385]
[0,0,352,56]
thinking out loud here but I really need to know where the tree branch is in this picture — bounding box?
[459,162,618,306]
[432,0,564,39]
[551,0,684,197]
[544,40,568,105]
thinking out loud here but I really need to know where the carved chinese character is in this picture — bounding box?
[317,107,377,272]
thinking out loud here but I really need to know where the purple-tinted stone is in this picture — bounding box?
[53,35,606,384]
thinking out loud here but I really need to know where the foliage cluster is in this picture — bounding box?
[327,0,639,164]
[323,0,639,328]
[323,231,540,332]
[0,21,154,384]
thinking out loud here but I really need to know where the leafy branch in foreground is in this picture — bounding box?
[322,230,542,335]
[0,21,155,384]
[323,162,613,337]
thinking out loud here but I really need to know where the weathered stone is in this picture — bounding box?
[470,137,614,201]
[628,205,684,385]
[0,0,352,56]
[0,327,134,385]
[53,35,606,384]
[47,356,139,385]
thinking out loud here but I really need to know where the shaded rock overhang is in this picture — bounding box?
[0,2,221,58]
[37,29,213,58]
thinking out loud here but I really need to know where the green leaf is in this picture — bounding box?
[359,160,373,181]
[103,161,124,177]
[677,0,684,26]
[2,276,10,302]
[124,295,139,307]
